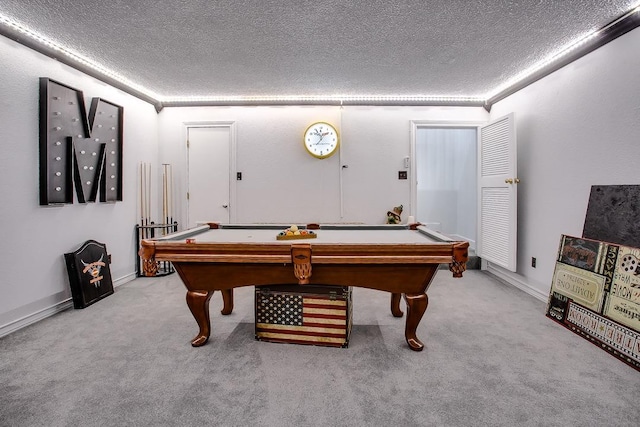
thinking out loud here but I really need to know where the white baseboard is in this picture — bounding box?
[486,263,548,302]
[0,299,74,339]
[0,272,137,339]
[113,272,137,288]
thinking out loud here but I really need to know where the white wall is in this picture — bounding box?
[0,36,159,333]
[489,27,640,299]
[157,105,488,227]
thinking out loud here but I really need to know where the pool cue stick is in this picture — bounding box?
[145,162,149,237]
[147,162,151,234]
[162,164,166,225]
[146,162,150,237]
[143,162,148,238]
[141,162,145,236]
[163,164,167,229]
[171,164,174,225]
[164,164,171,224]
[139,162,144,228]
[147,163,151,236]
[168,164,174,227]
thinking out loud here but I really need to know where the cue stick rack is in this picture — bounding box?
[135,162,177,277]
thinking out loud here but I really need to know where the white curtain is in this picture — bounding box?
[416,128,477,243]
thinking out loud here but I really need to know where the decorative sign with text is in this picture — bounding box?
[39,78,123,205]
[547,235,640,370]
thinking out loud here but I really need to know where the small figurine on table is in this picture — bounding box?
[386,204,403,224]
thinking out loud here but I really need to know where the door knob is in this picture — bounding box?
[222,204,228,208]
[505,178,513,184]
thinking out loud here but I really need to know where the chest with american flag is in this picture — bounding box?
[255,285,353,347]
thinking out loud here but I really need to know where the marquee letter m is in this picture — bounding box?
[39,78,123,205]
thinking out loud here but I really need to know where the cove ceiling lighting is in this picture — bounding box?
[0,14,161,102]
[1,5,639,109]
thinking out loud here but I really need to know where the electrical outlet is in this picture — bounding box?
[531,257,536,268]
[398,171,407,180]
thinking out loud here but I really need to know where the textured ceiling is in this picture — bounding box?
[0,0,638,101]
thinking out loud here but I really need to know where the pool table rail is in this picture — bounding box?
[140,241,465,265]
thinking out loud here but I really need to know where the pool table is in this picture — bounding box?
[139,223,469,351]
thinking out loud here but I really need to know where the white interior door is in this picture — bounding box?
[187,126,231,228]
[477,113,518,271]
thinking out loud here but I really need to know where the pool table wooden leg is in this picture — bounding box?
[186,290,214,347]
[403,292,429,351]
[390,293,404,317]
[220,289,234,315]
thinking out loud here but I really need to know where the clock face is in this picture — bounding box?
[303,122,339,159]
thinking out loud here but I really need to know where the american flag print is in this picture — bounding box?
[255,288,352,347]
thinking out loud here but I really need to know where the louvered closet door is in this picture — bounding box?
[477,113,518,271]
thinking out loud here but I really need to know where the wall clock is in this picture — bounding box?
[303,122,339,159]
